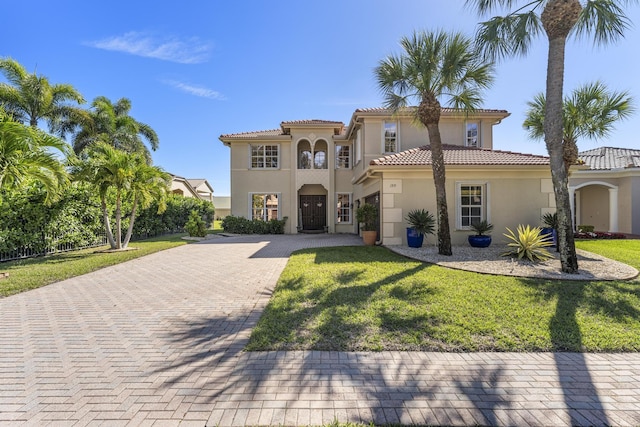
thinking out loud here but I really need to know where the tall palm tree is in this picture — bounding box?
[122,160,171,248]
[0,57,85,134]
[375,30,494,255]
[72,142,168,250]
[524,81,634,171]
[0,108,69,202]
[72,96,159,163]
[466,0,638,273]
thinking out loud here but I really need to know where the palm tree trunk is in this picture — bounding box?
[115,190,122,250]
[544,31,579,273]
[101,196,117,249]
[425,123,452,256]
[122,195,139,249]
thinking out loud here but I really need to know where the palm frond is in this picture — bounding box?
[475,12,542,61]
[574,0,635,45]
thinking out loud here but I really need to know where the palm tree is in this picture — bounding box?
[72,142,169,250]
[0,57,85,134]
[71,96,159,163]
[122,160,171,248]
[0,108,69,202]
[524,81,634,171]
[466,0,638,273]
[375,30,494,255]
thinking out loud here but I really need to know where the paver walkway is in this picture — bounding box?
[1,234,639,426]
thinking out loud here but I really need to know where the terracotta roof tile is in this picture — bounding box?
[355,107,509,115]
[219,129,284,139]
[370,145,550,167]
[281,119,344,126]
[579,147,640,170]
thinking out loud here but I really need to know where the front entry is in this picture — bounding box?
[299,195,327,232]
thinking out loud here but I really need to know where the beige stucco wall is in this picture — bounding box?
[170,181,197,198]
[375,168,553,246]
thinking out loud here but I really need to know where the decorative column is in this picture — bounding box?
[608,187,619,232]
[568,186,576,231]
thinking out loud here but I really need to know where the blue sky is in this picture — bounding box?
[2,1,639,196]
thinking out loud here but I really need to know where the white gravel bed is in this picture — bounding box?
[388,244,639,281]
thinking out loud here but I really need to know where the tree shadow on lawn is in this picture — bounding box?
[148,256,513,426]
[521,276,640,426]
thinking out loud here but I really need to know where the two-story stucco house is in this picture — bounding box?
[219,107,573,246]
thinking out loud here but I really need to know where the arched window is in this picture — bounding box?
[298,140,312,169]
[314,140,328,169]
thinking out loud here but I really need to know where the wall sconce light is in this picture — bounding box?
[317,202,323,207]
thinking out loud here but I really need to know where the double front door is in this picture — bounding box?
[299,195,326,231]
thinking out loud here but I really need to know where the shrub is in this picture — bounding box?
[541,212,558,229]
[577,224,595,233]
[184,210,207,237]
[405,209,435,235]
[132,194,215,238]
[221,215,288,234]
[502,224,553,262]
[575,231,626,239]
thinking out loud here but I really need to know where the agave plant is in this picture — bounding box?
[502,224,553,262]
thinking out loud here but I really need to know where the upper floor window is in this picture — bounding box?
[336,193,352,224]
[457,183,487,229]
[314,140,328,169]
[383,121,398,153]
[298,140,312,169]
[355,129,362,165]
[251,144,279,169]
[251,193,280,221]
[336,145,351,169]
[466,122,480,147]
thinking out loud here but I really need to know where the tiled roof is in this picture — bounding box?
[578,147,640,170]
[281,119,344,126]
[370,145,550,166]
[355,107,509,115]
[220,120,345,139]
[220,129,284,139]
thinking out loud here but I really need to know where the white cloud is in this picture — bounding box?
[85,32,212,64]
[161,79,226,100]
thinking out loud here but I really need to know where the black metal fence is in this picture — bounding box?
[0,232,109,263]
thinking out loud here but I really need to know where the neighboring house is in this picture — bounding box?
[170,175,214,203]
[212,196,231,219]
[570,147,640,235]
[220,107,567,245]
[188,179,214,203]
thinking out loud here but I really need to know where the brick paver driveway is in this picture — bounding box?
[1,234,639,426]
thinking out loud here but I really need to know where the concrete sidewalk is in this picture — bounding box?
[0,234,639,426]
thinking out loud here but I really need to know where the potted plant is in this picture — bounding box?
[356,203,378,246]
[405,209,435,248]
[541,212,558,249]
[468,220,494,248]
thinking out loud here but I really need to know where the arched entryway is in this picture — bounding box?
[571,181,619,232]
[298,184,328,233]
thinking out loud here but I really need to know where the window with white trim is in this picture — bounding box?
[250,145,279,169]
[250,193,280,221]
[466,122,480,147]
[336,193,352,224]
[383,121,398,153]
[457,183,487,228]
[336,145,351,169]
[355,129,362,165]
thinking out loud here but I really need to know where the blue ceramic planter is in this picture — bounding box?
[468,235,492,248]
[407,228,424,248]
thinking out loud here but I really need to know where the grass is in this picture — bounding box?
[246,239,640,352]
[0,234,189,297]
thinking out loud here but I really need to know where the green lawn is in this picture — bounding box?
[0,234,189,297]
[246,239,640,352]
